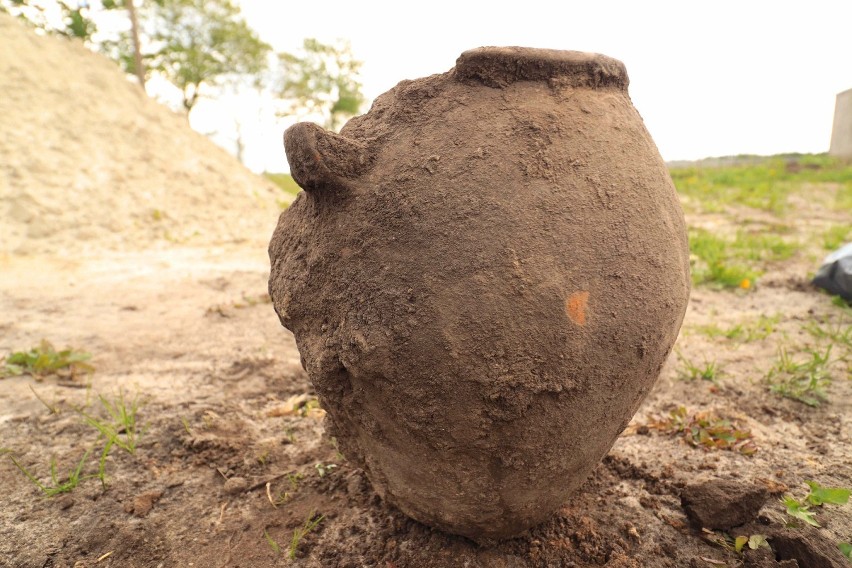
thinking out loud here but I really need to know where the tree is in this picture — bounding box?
[4,0,270,109]
[101,0,145,87]
[277,38,366,132]
[144,0,270,114]
[1,0,97,39]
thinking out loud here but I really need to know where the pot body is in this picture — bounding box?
[269,47,690,541]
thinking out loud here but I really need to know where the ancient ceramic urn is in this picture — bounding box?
[269,47,690,541]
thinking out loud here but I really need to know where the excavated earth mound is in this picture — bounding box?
[0,13,284,256]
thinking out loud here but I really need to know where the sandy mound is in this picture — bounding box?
[0,13,287,256]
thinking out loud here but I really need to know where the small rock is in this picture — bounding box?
[222,476,248,495]
[57,495,75,510]
[604,552,641,568]
[125,490,164,517]
[681,479,769,530]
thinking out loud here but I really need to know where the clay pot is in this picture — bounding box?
[269,47,690,541]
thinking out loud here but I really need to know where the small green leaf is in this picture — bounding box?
[839,542,851,559]
[783,496,820,527]
[734,535,749,553]
[748,535,769,550]
[805,481,850,506]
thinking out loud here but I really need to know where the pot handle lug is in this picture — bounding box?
[284,122,371,193]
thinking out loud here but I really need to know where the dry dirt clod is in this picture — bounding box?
[222,476,249,495]
[680,479,769,530]
[57,495,75,510]
[123,490,164,518]
[763,528,851,568]
[744,547,800,568]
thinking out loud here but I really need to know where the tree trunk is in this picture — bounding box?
[126,0,145,88]
[235,121,245,164]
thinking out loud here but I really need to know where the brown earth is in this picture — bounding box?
[1,211,850,568]
[1,14,851,568]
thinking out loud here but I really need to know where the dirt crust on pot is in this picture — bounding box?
[269,46,690,540]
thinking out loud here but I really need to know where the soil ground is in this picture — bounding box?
[1,199,850,567]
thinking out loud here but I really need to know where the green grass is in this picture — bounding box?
[676,351,720,383]
[79,391,142,456]
[7,389,144,495]
[288,511,324,560]
[821,224,852,250]
[73,390,143,489]
[264,529,281,554]
[697,314,780,342]
[805,317,852,352]
[9,449,93,497]
[689,228,798,289]
[670,154,852,215]
[766,346,835,406]
[265,172,301,207]
[1,340,93,380]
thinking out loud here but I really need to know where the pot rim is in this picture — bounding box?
[453,46,629,90]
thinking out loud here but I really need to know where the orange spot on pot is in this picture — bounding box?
[565,291,589,326]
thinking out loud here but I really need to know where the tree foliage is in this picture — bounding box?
[1,0,96,39]
[143,0,270,114]
[277,38,365,131]
[4,0,270,114]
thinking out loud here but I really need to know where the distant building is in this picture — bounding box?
[830,88,852,158]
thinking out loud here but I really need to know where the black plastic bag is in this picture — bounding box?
[813,243,852,301]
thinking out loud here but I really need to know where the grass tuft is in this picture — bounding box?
[289,511,324,560]
[766,346,834,406]
[676,351,720,383]
[78,391,142,455]
[9,449,93,497]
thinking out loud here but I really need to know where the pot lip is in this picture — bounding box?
[453,46,629,90]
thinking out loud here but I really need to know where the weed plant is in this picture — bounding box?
[647,406,757,455]
[1,340,93,380]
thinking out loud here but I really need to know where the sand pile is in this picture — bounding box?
[0,13,286,256]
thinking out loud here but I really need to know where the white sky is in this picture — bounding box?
[190,0,852,173]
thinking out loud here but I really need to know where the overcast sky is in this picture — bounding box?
[194,0,852,172]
